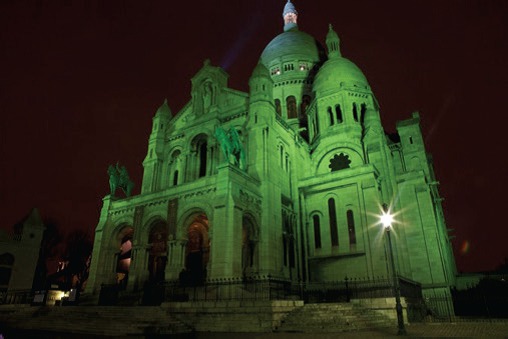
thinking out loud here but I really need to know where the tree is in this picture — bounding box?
[60,229,93,292]
[32,219,63,291]
[45,229,93,293]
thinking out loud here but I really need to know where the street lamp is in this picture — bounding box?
[381,203,406,335]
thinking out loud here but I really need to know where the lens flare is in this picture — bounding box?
[460,240,470,255]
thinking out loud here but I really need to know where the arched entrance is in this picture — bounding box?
[181,213,209,285]
[148,221,168,283]
[116,227,134,290]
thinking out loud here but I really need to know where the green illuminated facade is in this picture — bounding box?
[87,1,456,300]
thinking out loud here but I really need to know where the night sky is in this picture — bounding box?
[1,0,507,273]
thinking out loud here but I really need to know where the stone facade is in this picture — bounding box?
[86,1,456,301]
[0,209,45,294]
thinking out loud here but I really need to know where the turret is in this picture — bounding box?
[326,24,341,58]
[142,99,171,193]
[249,62,273,104]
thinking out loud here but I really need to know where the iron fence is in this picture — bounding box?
[154,275,422,305]
[425,288,508,322]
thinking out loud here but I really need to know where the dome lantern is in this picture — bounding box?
[283,0,298,32]
[326,24,341,58]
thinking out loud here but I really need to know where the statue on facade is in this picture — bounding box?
[214,126,246,170]
[202,82,213,113]
[108,162,135,197]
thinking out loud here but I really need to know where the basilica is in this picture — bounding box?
[86,0,456,303]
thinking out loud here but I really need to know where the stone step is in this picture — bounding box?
[276,303,393,333]
[0,305,192,336]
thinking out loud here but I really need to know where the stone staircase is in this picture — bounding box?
[166,300,303,332]
[0,305,192,336]
[275,303,394,333]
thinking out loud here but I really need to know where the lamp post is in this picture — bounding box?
[381,203,406,335]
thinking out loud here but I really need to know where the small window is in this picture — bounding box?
[328,199,339,247]
[173,170,179,186]
[286,96,297,119]
[360,103,367,123]
[198,141,207,178]
[271,67,281,76]
[275,99,281,116]
[301,95,311,116]
[328,107,334,126]
[409,136,413,144]
[313,215,322,249]
[347,210,356,245]
[284,63,294,71]
[335,104,343,123]
[315,111,320,135]
[353,103,358,122]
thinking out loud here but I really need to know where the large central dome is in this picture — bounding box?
[260,29,325,69]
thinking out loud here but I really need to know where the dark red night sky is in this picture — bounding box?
[1,0,507,273]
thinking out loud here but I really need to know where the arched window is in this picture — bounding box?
[173,170,179,186]
[353,103,358,122]
[328,199,339,247]
[301,95,311,116]
[169,149,182,186]
[315,111,320,135]
[313,215,321,249]
[286,96,297,118]
[360,103,367,123]
[328,107,334,126]
[198,141,207,178]
[275,99,281,116]
[280,145,284,167]
[335,104,343,123]
[347,210,356,245]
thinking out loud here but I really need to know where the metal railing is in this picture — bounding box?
[152,275,422,305]
[0,289,33,304]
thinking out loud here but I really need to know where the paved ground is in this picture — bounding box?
[2,322,508,338]
[200,323,508,338]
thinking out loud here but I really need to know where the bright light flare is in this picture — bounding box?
[380,211,394,228]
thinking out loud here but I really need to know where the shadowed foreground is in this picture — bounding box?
[2,322,508,338]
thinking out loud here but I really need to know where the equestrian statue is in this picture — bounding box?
[108,162,134,197]
[214,126,246,170]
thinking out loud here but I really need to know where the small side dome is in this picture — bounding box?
[250,62,271,80]
[314,57,369,93]
[156,99,171,117]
